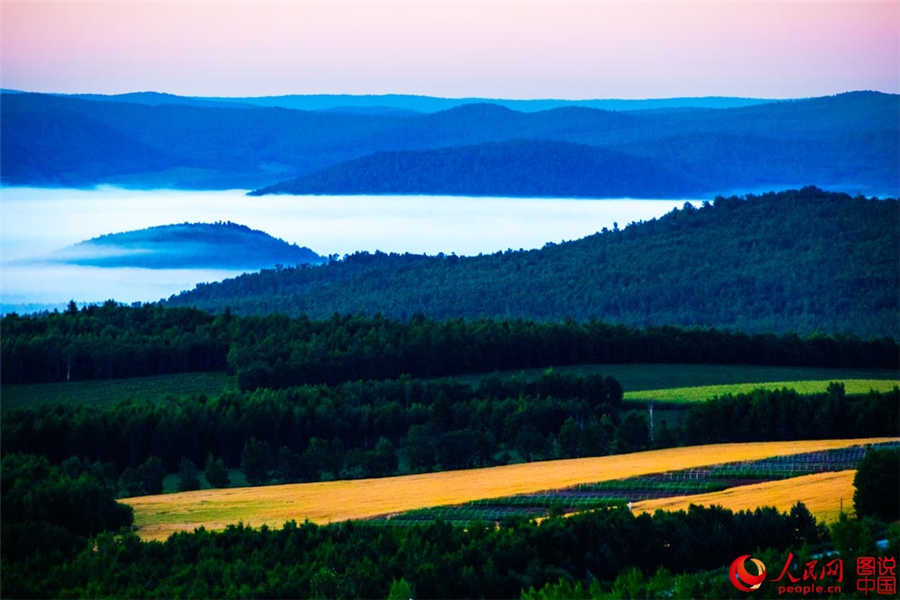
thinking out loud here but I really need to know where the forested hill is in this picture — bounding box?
[165,188,900,338]
[49,222,322,269]
[250,140,700,197]
[3,90,897,194]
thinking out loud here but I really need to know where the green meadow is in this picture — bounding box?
[2,371,232,409]
[451,363,899,393]
[623,378,900,404]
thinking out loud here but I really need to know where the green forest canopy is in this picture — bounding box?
[166,188,899,338]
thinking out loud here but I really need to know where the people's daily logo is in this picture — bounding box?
[730,555,767,592]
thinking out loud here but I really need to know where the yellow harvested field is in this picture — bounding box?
[632,469,856,524]
[123,437,896,540]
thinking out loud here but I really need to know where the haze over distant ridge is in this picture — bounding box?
[3,90,897,197]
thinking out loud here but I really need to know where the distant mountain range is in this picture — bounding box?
[2,89,773,112]
[2,90,897,196]
[47,222,322,270]
[165,188,900,338]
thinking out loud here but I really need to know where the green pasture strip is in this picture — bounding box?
[624,378,900,404]
[449,363,899,393]
[1,371,232,410]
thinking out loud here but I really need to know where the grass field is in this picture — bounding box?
[122,437,897,541]
[1,371,232,409]
[450,363,899,393]
[623,379,900,404]
[632,470,856,524]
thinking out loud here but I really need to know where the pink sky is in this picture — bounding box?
[2,0,898,98]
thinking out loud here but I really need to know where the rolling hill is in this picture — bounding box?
[165,188,900,338]
[3,90,897,195]
[0,92,410,188]
[47,222,321,270]
[251,139,701,197]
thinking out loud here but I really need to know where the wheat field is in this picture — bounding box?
[632,469,857,523]
[123,437,896,540]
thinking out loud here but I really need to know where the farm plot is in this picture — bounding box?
[376,442,897,525]
[624,378,900,404]
[632,470,857,524]
[450,364,900,394]
[124,437,899,540]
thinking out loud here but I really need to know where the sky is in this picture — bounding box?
[1,0,898,99]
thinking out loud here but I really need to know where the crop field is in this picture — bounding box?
[624,378,899,404]
[122,437,897,540]
[376,442,898,525]
[632,470,857,524]
[1,371,232,409]
[449,363,899,393]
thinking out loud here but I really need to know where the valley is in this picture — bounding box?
[2,61,897,599]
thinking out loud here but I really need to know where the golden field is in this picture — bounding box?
[632,469,856,524]
[123,437,896,540]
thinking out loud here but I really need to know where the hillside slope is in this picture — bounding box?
[165,188,899,337]
[123,439,896,540]
[251,139,701,197]
[0,93,409,188]
[3,91,897,194]
[49,222,321,269]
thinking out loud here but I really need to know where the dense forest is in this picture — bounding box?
[167,189,900,338]
[4,300,896,496]
[50,222,322,269]
[3,301,896,387]
[3,91,897,193]
[2,500,831,598]
[3,293,898,599]
[3,370,897,492]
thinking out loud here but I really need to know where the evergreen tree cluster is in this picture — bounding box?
[853,448,900,521]
[3,300,896,387]
[4,373,896,491]
[3,503,827,598]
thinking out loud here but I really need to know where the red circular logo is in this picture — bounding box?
[729,554,767,592]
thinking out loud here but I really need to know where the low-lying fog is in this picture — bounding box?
[1,186,702,308]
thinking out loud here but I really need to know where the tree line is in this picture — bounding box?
[4,500,826,598]
[1,453,133,583]
[2,302,896,386]
[4,373,896,495]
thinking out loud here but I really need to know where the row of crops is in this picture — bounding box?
[374,441,899,525]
